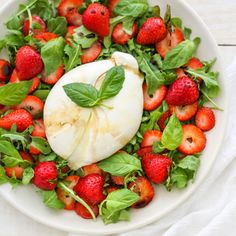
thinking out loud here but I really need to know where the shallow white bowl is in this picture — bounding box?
[0,0,228,235]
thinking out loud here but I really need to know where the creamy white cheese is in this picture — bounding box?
[44,52,144,170]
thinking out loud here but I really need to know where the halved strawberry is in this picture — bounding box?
[82,163,104,176]
[22,15,46,36]
[141,130,162,148]
[157,110,172,131]
[31,119,46,138]
[176,68,186,78]
[16,95,44,118]
[143,83,167,111]
[106,186,119,194]
[169,102,198,121]
[171,27,184,48]
[136,146,153,158]
[112,23,137,45]
[41,65,64,85]
[111,175,124,186]
[34,32,58,43]
[75,202,99,219]
[66,8,83,26]
[65,26,76,45]
[0,59,12,82]
[187,57,203,70]
[81,41,102,64]
[178,124,206,155]
[108,0,120,16]
[29,145,41,155]
[195,107,215,131]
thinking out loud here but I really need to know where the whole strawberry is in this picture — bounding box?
[137,17,167,45]
[142,153,172,184]
[16,46,44,80]
[82,3,110,37]
[32,161,57,190]
[166,76,199,106]
[73,173,105,205]
[0,109,33,132]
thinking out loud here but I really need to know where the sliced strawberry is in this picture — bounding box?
[169,102,198,121]
[16,95,44,118]
[31,119,46,138]
[195,107,215,131]
[0,59,12,82]
[141,130,162,148]
[82,163,104,176]
[157,110,172,131]
[22,15,46,36]
[41,64,64,85]
[171,27,184,48]
[143,83,167,111]
[66,8,83,26]
[112,22,137,45]
[29,145,41,155]
[81,41,102,64]
[108,0,120,16]
[176,68,186,78]
[65,26,77,45]
[75,202,99,219]
[111,175,124,186]
[106,186,119,194]
[34,32,58,43]
[136,146,153,158]
[187,57,203,70]
[178,124,206,155]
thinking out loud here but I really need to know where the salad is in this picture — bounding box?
[0,0,220,225]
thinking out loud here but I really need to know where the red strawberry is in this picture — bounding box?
[157,110,172,131]
[0,59,12,82]
[32,161,57,190]
[176,68,186,78]
[195,107,215,131]
[106,186,119,194]
[178,124,206,155]
[128,176,154,208]
[31,119,46,138]
[156,27,184,58]
[111,175,124,186]
[16,46,44,80]
[112,22,137,45]
[65,26,76,45]
[81,41,102,64]
[22,15,46,36]
[57,175,80,210]
[75,202,99,219]
[34,32,58,43]
[169,102,198,121]
[66,8,83,26]
[137,17,167,45]
[29,145,41,155]
[73,174,106,205]
[136,146,153,158]
[141,130,162,148]
[166,76,199,106]
[41,65,64,85]
[142,153,172,184]
[108,0,120,16]
[82,3,110,37]
[143,83,167,111]
[187,57,203,70]
[82,163,104,176]
[0,109,32,132]
[16,95,44,118]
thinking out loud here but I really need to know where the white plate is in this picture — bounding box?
[0,0,228,235]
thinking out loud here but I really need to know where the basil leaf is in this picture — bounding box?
[98,152,142,176]
[122,17,135,35]
[0,81,31,106]
[183,27,192,39]
[41,37,65,76]
[40,190,65,209]
[31,137,51,155]
[161,114,183,150]
[114,0,148,17]
[171,17,182,29]
[64,44,82,72]
[0,166,9,185]
[163,39,198,70]
[169,167,188,189]
[22,167,34,184]
[47,17,67,36]
[63,83,99,108]
[98,66,125,100]
[32,89,50,101]
[178,155,200,172]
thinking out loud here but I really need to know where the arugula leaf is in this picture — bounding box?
[22,167,34,184]
[32,89,50,101]
[168,167,188,189]
[40,190,65,209]
[178,155,200,172]
[6,16,23,31]
[64,44,82,72]
[98,152,142,176]
[41,37,65,76]
[31,0,54,21]
[47,17,67,36]
[31,137,51,155]
[0,166,9,185]
[171,17,182,29]
[152,141,165,153]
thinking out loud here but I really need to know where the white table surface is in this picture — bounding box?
[0,1,235,236]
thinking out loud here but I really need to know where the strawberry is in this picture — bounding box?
[142,153,172,184]
[157,110,172,131]
[141,130,162,148]
[32,161,57,190]
[143,83,167,111]
[178,124,206,155]
[0,59,12,82]
[108,0,120,16]
[75,202,99,219]
[66,8,83,26]
[0,109,32,132]
[73,174,106,205]
[156,27,184,58]
[10,69,40,94]
[187,57,203,69]
[195,107,215,131]
[176,68,186,78]
[31,119,46,138]
[65,26,76,45]
[16,95,44,118]
[166,76,199,106]
[112,22,137,45]
[81,41,102,64]
[137,18,167,45]
[29,145,41,155]
[82,3,110,37]
[106,186,119,194]
[82,163,104,176]
[16,46,44,80]
[111,175,124,186]
[136,146,153,158]
[34,32,58,43]
[57,175,80,210]
[169,102,198,121]
[41,64,64,85]
[128,176,154,208]
[22,15,46,36]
